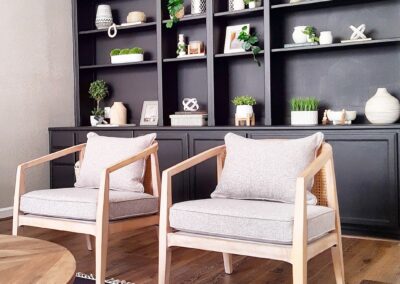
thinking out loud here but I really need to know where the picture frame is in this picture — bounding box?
[224,24,250,54]
[140,101,159,126]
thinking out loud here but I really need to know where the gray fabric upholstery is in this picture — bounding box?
[211,132,324,205]
[170,199,335,244]
[75,132,156,192]
[20,188,158,221]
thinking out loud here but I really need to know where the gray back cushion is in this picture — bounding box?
[211,132,324,204]
[75,133,156,192]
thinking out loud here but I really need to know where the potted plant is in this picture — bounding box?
[290,97,319,126]
[89,80,109,126]
[166,0,184,28]
[238,26,261,66]
[303,26,319,43]
[110,47,144,64]
[244,0,257,8]
[232,96,257,118]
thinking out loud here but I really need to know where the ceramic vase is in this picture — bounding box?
[229,0,245,11]
[320,31,333,45]
[236,105,253,118]
[177,34,187,57]
[95,4,113,30]
[191,0,206,14]
[292,26,308,44]
[248,1,256,8]
[110,102,127,125]
[365,88,400,124]
[291,111,318,126]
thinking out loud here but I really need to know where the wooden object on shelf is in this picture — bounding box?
[0,234,76,283]
[235,113,255,126]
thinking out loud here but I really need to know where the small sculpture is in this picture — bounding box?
[341,24,372,43]
[177,34,187,57]
[325,109,357,125]
[183,98,199,112]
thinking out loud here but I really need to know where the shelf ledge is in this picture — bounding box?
[215,50,265,58]
[162,14,206,24]
[80,60,157,70]
[163,56,207,63]
[79,22,157,35]
[214,7,264,17]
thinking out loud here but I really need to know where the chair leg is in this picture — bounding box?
[292,256,307,284]
[155,225,159,240]
[223,253,233,274]
[331,241,345,284]
[12,217,19,236]
[86,235,93,251]
[95,232,108,284]
[158,241,171,284]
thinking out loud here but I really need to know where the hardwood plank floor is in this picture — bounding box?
[1,218,399,284]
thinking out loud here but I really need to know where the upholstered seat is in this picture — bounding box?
[21,188,158,221]
[170,198,335,244]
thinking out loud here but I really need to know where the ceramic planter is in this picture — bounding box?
[110,102,127,125]
[292,26,308,44]
[248,1,256,8]
[236,105,254,118]
[191,0,206,14]
[365,88,400,124]
[320,31,333,45]
[111,54,143,64]
[291,111,318,126]
[96,4,113,29]
[229,0,245,11]
[90,115,104,126]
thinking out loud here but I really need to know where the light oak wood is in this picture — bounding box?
[159,142,345,284]
[13,143,161,284]
[0,234,76,283]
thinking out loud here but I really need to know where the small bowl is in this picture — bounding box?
[327,110,357,125]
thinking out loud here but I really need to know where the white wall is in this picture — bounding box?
[0,0,75,210]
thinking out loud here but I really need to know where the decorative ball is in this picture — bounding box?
[127,11,146,24]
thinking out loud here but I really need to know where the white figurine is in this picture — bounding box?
[341,24,372,43]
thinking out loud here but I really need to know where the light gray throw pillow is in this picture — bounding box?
[75,133,156,192]
[211,132,324,205]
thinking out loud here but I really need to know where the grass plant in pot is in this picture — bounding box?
[232,96,257,119]
[110,47,144,64]
[89,80,109,126]
[290,97,319,126]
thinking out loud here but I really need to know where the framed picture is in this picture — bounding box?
[224,24,250,54]
[140,101,159,126]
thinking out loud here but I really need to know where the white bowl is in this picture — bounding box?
[327,110,357,125]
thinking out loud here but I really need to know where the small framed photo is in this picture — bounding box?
[224,24,250,54]
[140,101,159,126]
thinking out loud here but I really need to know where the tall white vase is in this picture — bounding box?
[96,5,113,29]
[365,88,400,124]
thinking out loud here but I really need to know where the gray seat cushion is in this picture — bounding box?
[20,188,158,221]
[170,199,335,244]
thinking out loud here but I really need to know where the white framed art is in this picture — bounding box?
[224,24,250,54]
[140,101,159,126]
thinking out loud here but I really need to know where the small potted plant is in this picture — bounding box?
[110,47,144,64]
[89,80,109,126]
[290,97,319,126]
[166,0,184,28]
[232,96,257,118]
[303,26,319,43]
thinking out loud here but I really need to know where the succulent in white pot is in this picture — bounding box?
[89,80,109,126]
[290,97,319,126]
[232,96,256,118]
[110,47,144,64]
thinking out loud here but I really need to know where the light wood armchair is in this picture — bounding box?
[158,143,344,284]
[13,142,161,284]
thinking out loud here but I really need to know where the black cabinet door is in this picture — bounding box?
[135,131,189,203]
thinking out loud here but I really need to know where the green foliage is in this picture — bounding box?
[176,43,186,55]
[303,26,319,43]
[166,0,184,28]
[110,49,121,56]
[232,96,257,106]
[238,26,261,67]
[89,80,109,117]
[120,48,130,55]
[244,0,255,5]
[110,47,144,56]
[129,47,144,54]
[290,97,319,111]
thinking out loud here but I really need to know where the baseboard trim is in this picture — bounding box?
[0,207,13,220]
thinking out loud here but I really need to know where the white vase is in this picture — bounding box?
[365,88,400,124]
[230,0,245,11]
[236,105,254,118]
[110,102,127,125]
[191,0,206,14]
[292,26,308,44]
[255,0,263,7]
[249,1,256,8]
[291,111,318,126]
[90,115,104,126]
[95,4,113,30]
[111,54,143,64]
[320,31,333,45]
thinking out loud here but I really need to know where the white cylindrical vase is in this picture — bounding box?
[95,4,113,29]
[320,31,333,45]
[191,0,206,14]
[365,88,400,124]
[291,111,318,126]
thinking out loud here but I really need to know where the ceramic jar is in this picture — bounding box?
[292,26,308,44]
[229,0,245,11]
[291,111,318,126]
[110,102,127,125]
[95,4,113,30]
[320,31,333,45]
[191,0,206,14]
[365,88,400,124]
[236,105,253,118]
[127,11,147,24]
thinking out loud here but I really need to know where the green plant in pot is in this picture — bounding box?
[89,80,109,126]
[166,0,184,28]
[290,97,319,126]
[110,47,144,64]
[238,26,262,66]
[303,26,319,43]
[232,96,257,120]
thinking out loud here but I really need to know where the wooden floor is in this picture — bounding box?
[1,219,399,284]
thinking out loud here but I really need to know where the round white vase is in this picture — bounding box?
[291,111,318,126]
[292,26,308,44]
[110,102,127,125]
[236,105,254,118]
[319,31,333,45]
[365,88,400,124]
[95,5,113,30]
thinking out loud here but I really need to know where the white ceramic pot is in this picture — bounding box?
[230,0,245,11]
[255,0,263,7]
[249,1,256,8]
[236,105,254,118]
[110,102,127,125]
[365,88,400,124]
[96,4,113,30]
[191,0,206,14]
[291,111,318,126]
[292,26,308,44]
[90,115,104,126]
[111,54,144,64]
[327,110,357,125]
[320,31,333,45]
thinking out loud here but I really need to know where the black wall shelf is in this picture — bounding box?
[79,61,158,70]
[79,22,157,35]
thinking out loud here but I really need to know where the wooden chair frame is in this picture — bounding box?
[13,142,161,284]
[158,143,344,284]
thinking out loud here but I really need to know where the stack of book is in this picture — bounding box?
[170,111,208,127]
